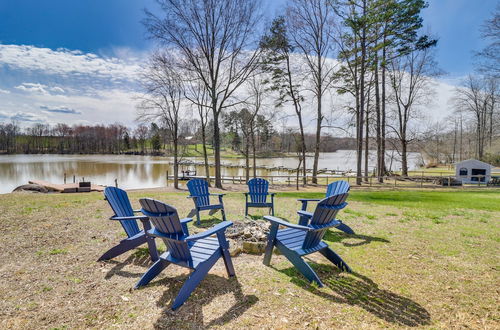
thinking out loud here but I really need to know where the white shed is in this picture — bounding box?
[455,159,493,184]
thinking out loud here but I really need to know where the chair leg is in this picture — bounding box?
[245,204,248,217]
[263,224,278,266]
[146,236,159,262]
[171,258,215,310]
[221,207,227,222]
[217,232,235,277]
[280,247,324,287]
[134,256,170,288]
[319,247,352,272]
[271,204,275,216]
[97,235,147,261]
[196,209,201,225]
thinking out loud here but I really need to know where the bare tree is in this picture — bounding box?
[475,4,500,79]
[454,75,499,160]
[144,0,262,188]
[388,47,440,175]
[287,0,337,184]
[137,52,184,188]
[186,81,212,184]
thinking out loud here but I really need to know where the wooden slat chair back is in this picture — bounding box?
[135,198,236,310]
[187,178,226,225]
[325,180,350,197]
[303,193,349,249]
[187,179,210,207]
[262,193,351,287]
[297,180,353,234]
[248,178,269,203]
[244,178,275,216]
[99,187,158,262]
[139,199,192,262]
[104,187,140,237]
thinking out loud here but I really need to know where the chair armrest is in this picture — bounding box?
[309,219,343,231]
[263,216,311,231]
[187,195,196,199]
[133,209,142,213]
[180,217,193,224]
[110,215,148,221]
[185,221,233,241]
[297,198,321,202]
[209,193,226,196]
[297,210,313,218]
[147,228,186,240]
[320,202,348,210]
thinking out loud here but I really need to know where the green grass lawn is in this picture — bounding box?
[0,188,498,328]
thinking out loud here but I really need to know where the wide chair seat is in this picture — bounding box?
[276,228,328,256]
[263,193,352,287]
[135,198,235,310]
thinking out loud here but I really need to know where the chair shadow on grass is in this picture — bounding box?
[323,230,390,247]
[148,275,258,329]
[103,251,153,280]
[276,264,430,327]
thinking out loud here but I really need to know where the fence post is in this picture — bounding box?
[448,176,451,187]
[64,173,66,184]
[232,176,235,184]
[421,172,424,188]
[73,175,75,183]
[369,177,372,187]
[326,176,329,185]
[288,175,290,186]
[166,171,169,187]
[115,179,118,188]
[394,177,397,187]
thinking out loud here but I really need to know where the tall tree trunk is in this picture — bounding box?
[201,123,210,185]
[251,130,257,178]
[312,54,322,184]
[380,43,387,182]
[374,52,382,182]
[245,140,250,182]
[213,102,223,188]
[173,138,179,189]
[364,89,370,182]
[401,139,408,176]
[356,0,367,186]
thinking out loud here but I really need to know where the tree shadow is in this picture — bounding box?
[193,217,224,229]
[277,264,430,327]
[151,275,258,328]
[323,231,390,247]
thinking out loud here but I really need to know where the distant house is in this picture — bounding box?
[455,159,493,184]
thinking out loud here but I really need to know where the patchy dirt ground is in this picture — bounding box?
[0,188,498,329]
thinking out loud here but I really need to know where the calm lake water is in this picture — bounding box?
[0,151,422,194]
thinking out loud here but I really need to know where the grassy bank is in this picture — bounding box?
[0,189,498,328]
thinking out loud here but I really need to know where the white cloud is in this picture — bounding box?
[0,88,10,94]
[0,44,141,82]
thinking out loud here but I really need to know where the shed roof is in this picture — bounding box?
[455,159,493,168]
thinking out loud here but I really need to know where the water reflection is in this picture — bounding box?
[0,151,421,193]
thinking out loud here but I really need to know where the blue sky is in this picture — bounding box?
[0,0,497,127]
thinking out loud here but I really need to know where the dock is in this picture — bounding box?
[29,180,105,193]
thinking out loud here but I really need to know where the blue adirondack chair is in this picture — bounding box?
[297,180,354,234]
[187,178,226,225]
[263,193,352,287]
[244,178,275,216]
[134,198,235,310]
[99,187,158,262]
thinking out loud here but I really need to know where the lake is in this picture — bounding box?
[0,150,422,193]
